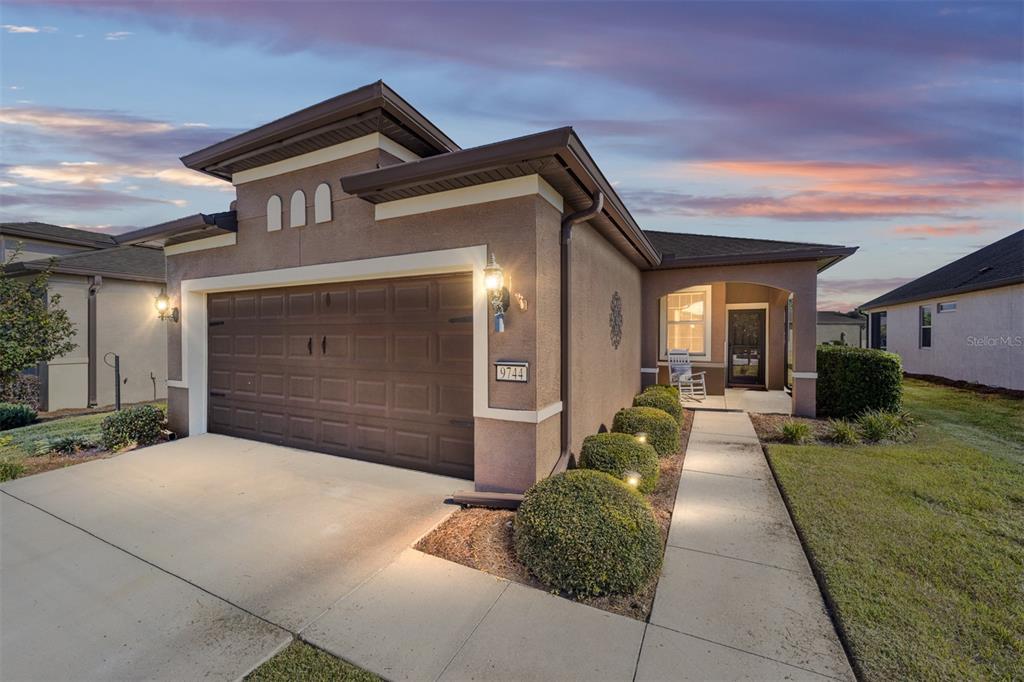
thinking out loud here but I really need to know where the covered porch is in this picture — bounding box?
[686,388,793,414]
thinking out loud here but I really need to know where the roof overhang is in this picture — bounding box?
[860,274,1023,311]
[180,81,459,181]
[3,252,165,283]
[0,224,114,249]
[115,211,237,249]
[340,127,661,268]
[655,246,857,272]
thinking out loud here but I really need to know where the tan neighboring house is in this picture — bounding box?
[817,311,866,347]
[117,81,856,494]
[861,229,1023,391]
[1,222,169,410]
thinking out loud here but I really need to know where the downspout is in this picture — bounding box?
[552,190,604,475]
[87,275,102,407]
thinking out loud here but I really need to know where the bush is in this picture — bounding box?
[578,432,660,494]
[827,419,860,445]
[0,402,37,430]
[632,389,682,425]
[816,345,903,418]
[612,406,679,457]
[0,375,41,410]
[513,470,662,596]
[0,458,25,482]
[101,404,165,451]
[780,420,812,444]
[858,409,915,443]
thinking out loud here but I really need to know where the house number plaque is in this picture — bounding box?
[495,361,529,383]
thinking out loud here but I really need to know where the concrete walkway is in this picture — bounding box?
[683,388,792,414]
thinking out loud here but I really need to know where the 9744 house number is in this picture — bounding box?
[495,362,529,383]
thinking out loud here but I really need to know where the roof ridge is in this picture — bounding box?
[643,229,845,249]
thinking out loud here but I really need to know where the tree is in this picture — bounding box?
[0,247,77,386]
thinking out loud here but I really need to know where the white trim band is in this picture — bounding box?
[640,368,659,374]
[792,372,818,379]
[484,401,563,424]
[374,174,564,221]
[165,232,237,256]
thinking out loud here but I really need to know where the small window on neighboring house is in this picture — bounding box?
[919,305,933,348]
[290,190,307,227]
[870,311,887,349]
[660,286,711,359]
[938,302,957,313]
[266,195,282,231]
[314,183,332,223]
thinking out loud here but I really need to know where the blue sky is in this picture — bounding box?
[1,1,1021,310]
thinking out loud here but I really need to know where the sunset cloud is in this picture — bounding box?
[891,223,997,238]
[6,161,228,189]
[0,107,174,136]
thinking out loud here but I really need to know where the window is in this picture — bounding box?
[919,305,932,348]
[266,195,282,231]
[314,183,332,223]
[290,190,306,227]
[661,286,710,358]
[870,311,887,349]
[938,301,957,313]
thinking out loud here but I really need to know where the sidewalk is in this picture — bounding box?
[299,410,855,681]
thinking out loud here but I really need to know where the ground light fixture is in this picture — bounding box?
[154,287,179,322]
[635,432,648,445]
[483,253,510,332]
[623,470,642,489]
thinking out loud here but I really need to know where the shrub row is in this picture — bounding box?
[817,345,903,418]
[612,406,679,457]
[779,409,915,446]
[579,433,659,494]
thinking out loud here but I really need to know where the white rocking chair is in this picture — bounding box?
[668,349,707,401]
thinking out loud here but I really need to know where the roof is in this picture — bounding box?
[0,222,117,248]
[4,244,165,282]
[861,229,1024,310]
[340,127,661,268]
[115,211,237,248]
[644,231,857,272]
[181,81,459,181]
[817,311,865,326]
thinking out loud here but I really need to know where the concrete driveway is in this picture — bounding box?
[0,434,460,681]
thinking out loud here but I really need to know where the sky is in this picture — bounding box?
[1,1,1021,311]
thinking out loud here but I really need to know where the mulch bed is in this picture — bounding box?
[17,448,120,477]
[749,412,830,444]
[415,409,694,621]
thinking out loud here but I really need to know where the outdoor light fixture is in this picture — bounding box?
[154,288,179,323]
[623,470,642,489]
[483,253,510,332]
[635,432,648,445]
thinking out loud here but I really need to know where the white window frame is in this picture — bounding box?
[919,305,933,349]
[938,301,957,313]
[659,285,712,361]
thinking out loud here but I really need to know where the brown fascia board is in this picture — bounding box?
[340,127,662,267]
[860,274,1024,312]
[180,81,459,178]
[115,212,237,247]
[656,246,858,272]
[5,259,165,283]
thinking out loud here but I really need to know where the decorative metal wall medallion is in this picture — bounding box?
[610,291,623,350]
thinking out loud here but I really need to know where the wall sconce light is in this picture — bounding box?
[484,253,510,333]
[155,287,179,323]
[623,470,642,489]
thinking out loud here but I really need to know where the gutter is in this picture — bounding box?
[88,275,102,407]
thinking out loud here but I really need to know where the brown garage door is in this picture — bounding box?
[207,273,474,479]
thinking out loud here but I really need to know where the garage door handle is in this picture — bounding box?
[321,336,326,354]
[307,337,313,355]
[210,391,226,398]
[449,419,474,428]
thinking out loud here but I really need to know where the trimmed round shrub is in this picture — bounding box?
[578,432,659,494]
[817,345,903,418]
[611,406,679,456]
[0,402,37,430]
[632,389,682,424]
[101,404,166,451]
[513,469,662,596]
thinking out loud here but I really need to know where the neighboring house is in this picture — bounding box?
[1,222,169,410]
[860,229,1023,391]
[817,311,866,347]
[116,81,856,494]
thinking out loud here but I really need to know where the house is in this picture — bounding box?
[116,81,856,494]
[860,229,1023,391]
[817,311,866,347]
[1,222,169,410]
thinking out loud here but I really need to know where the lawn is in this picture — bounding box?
[245,641,380,682]
[766,379,1024,681]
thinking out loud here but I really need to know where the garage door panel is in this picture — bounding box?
[208,273,474,479]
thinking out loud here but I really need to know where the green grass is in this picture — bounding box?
[766,379,1024,681]
[245,641,380,682]
[0,402,167,461]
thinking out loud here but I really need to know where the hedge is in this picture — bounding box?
[816,345,903,418]
[611,406,679,457]
[632,389,682,424]
[513,469,662,596]
[578,432,660,493]
[101,404,166,451]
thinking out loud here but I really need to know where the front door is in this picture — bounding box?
[728,309,765,387]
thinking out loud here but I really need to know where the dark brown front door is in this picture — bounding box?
[206,273,474,479]
[727,309,765,387]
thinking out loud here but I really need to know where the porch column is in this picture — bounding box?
[791,290,817,417]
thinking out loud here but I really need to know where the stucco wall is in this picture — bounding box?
[45,275,89,411]
[569,221,642,453]
[95,279,168,406]
[867,284,1023,390]
[165,149,566,492]
[817,323,865,347]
